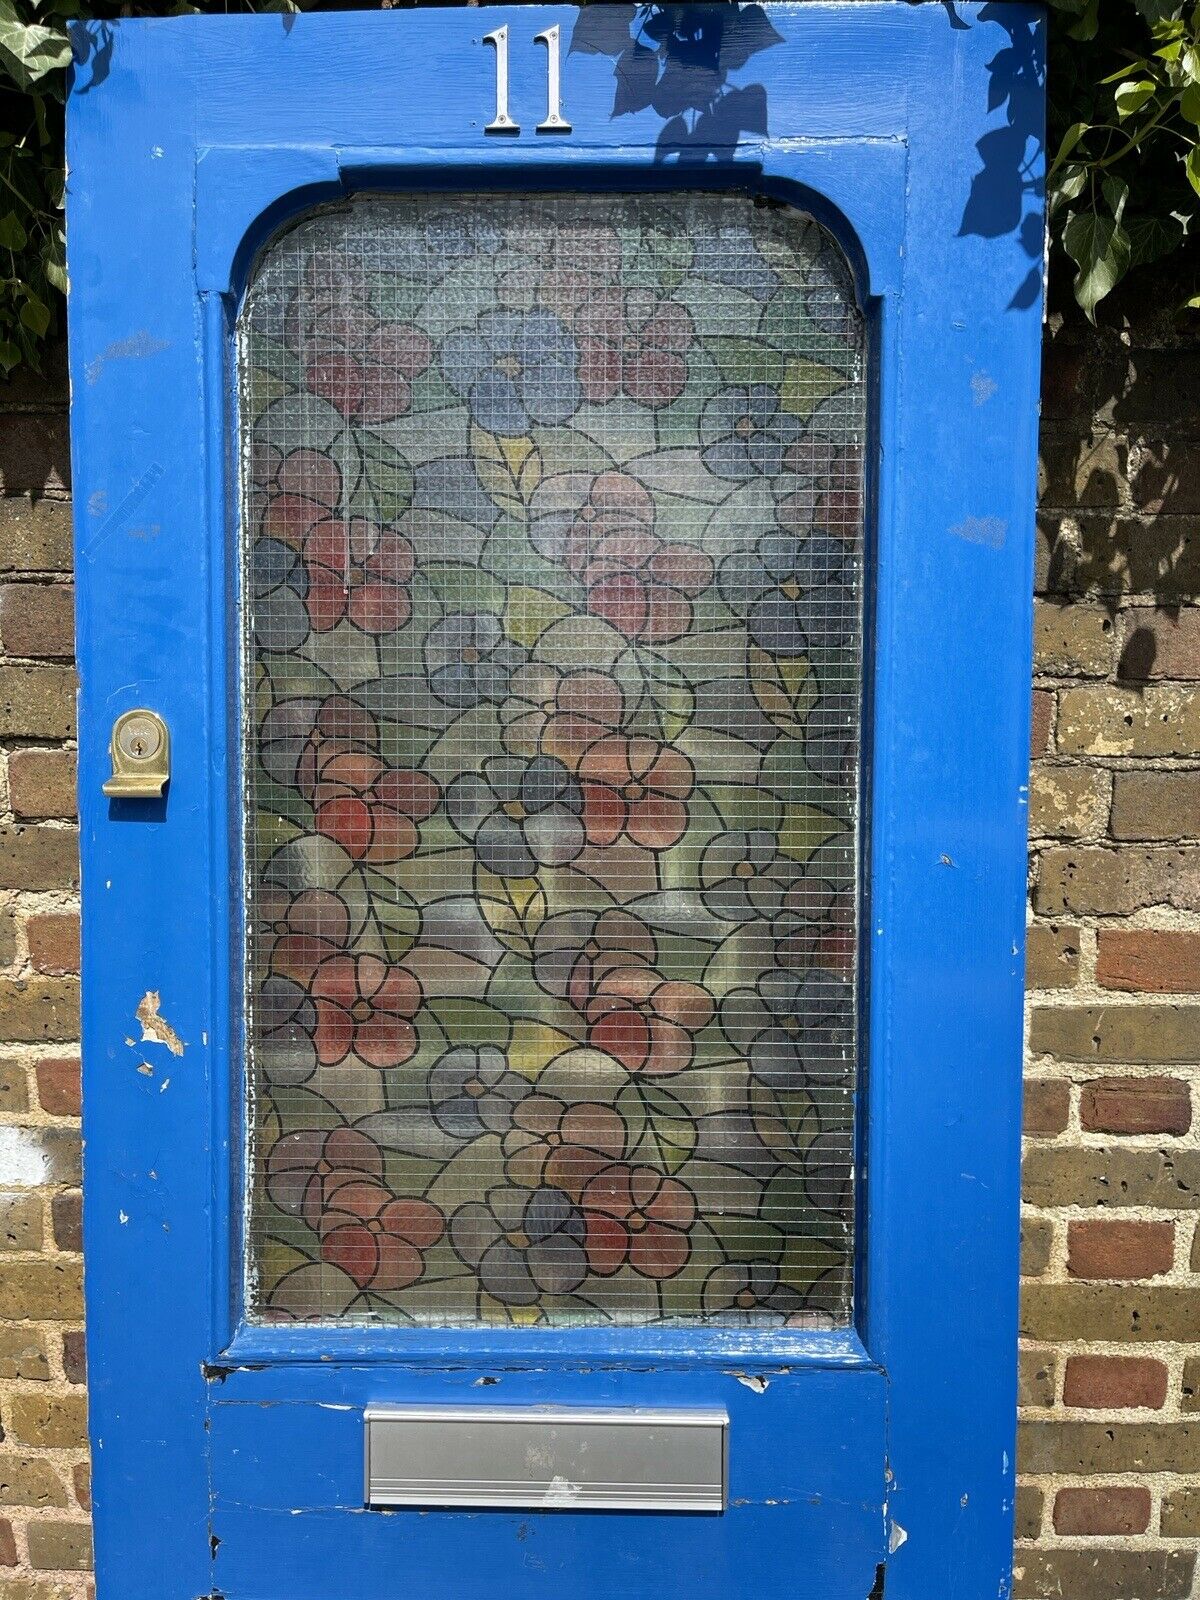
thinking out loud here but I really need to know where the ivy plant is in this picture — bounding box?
[0,0,1197,375]
[0,0,302,375]
[1047,0,1200,319]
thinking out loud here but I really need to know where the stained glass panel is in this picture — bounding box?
[241,193,865,1327]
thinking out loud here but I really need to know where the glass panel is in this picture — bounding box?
[241,194,865,1328]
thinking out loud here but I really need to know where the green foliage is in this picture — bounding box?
[0,0,303,376]
[1047,0,1200,319]
[0,0,1197,376]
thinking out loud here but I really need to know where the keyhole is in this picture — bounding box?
[116,714,163,764]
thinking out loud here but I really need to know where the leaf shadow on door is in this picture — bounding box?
[569,3,781,164]
[954,1,1046,311]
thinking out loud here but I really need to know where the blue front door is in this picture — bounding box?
[67,8,1044,1599]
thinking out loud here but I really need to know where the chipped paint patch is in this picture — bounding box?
[889,1519,908,1552]
[137,990,186,1056]
[733,1372,770,1393]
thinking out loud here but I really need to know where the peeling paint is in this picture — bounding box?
[732,1372,770,1393]
[970,370,997,405]
[889,1520,908,1552]
[137,990,186,1056]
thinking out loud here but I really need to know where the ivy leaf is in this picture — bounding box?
[0,211,27,251]
[19,292,49,336]
[0,1,72,90]
[1049,162,1088,218]
[1063,210,1132,321]
[1066,0,1100,40]
[1114,78,1157,119]
[1135,0,1183,26]
[42,231,66,293]
[1100,57,1152,85]
[1048,119,1090,177]
[1127,213,1185,267]
[1187,145,1200,198]
[1181,81,1200,122]
[1101,175,1130,225]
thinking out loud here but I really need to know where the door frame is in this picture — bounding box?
[67,7,1044,1597]
[208,137,903,1374]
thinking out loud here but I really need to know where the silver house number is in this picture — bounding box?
[482,24,572,135]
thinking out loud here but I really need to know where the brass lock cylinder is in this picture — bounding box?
[103,709,170,798]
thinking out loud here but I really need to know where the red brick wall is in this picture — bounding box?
[0,298,1196,1597]
[1019,304,1200,1599]
[0,348,89,1596]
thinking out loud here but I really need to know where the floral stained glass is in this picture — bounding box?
[241,194,865,1327]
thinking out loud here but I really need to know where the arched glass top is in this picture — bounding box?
[239,192,866,1328]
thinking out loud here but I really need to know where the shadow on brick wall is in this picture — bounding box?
[0,344,71,501]
[1039,263,1200,671]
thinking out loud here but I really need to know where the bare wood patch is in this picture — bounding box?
[136,990,185,1056]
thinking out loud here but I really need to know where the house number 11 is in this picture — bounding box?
[483,25,572,135]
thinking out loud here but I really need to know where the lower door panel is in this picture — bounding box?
[209,1365,887,1599]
